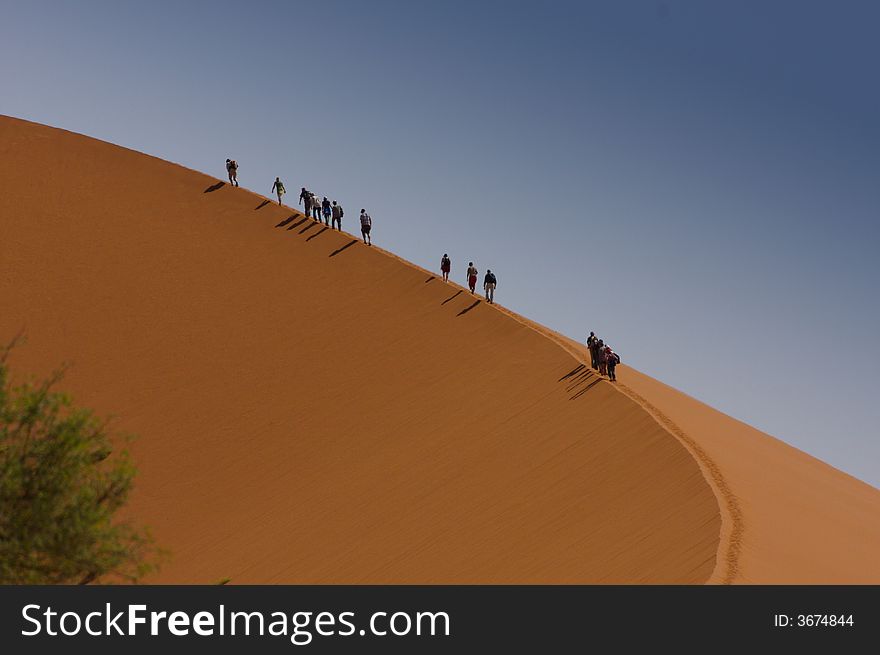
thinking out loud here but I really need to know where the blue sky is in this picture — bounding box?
[2,1,878,487]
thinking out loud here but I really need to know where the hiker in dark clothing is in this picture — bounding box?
[440,254,451,282]
[226,159,239,187]
[586,332,598,370]
[605,345,620,382]
[321,197,332,225]
[331,201,343,230]
[272,177,285,205]
[360,209,372,245]
[299,188,312,217]
[484,270,497,303]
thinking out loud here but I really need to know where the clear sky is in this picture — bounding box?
[2,1,878,487]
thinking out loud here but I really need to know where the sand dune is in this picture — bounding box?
[2,115,878,583]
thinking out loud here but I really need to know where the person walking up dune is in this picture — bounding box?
[586,331,599,370]
[226,159,239,187]
[299,187,312,217]
[605,345,620,382]
[272,177,286,205]
[466,262,478,294]
[360,209,372,245]
[321,197,332,225]
[484,269,497,303]
[310,193,321,221]
[440,254,451,282]
[331,201,343,230]
[597,339,607,376]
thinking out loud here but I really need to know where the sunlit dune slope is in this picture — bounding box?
[7,115,870,584]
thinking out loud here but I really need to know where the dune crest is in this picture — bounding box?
[2,115,878,583]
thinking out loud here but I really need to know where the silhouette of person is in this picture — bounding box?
[605,345,620,381]
[360,209,372,245]
[466,262,478,294]
[311,193,321,220]
[321,197,332,225]
[331,201,343,230]
[484,269,497,303]
[272,177,285,205]
[440,254,451,282]
[299,187,312,217]
[586,331,598,370]
[226,159,239,187]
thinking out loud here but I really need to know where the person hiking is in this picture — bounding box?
[226,159,239,187]
[440,254,451,282]
[272,177,286,205]
[586,332,599,370]
[484,269,497,303]
[360,209,372,245]
[321,197,332,225]
[605,345,620,382]
[331,201,343,230]
[596,339,607,376]
[299,188,312,217]
[311,193,322,221]
[466,262,478,294]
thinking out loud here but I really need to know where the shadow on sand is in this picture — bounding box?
[441,290,463,305]
[306,227,329,242]
[203,182,225,193]
[255,200,271,210]
[456,300,481,317]
[329,240,358,258]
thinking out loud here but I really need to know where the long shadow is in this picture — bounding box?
[570,379,602,400]
[558,364,586,382]
[329,239,358,258]
[565,370,595,392]
[425,275,435,284]
[456,300,481,316]
[276,215,297,228]
[306,227,329,242]
[287,217,309,230]
[203,182,225,193]
[299,222,318,235]
[441,290,463,305]
[255,200,271,210]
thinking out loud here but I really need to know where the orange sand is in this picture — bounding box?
[1,115,877,583]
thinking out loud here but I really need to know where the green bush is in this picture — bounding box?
[0,340,158,584]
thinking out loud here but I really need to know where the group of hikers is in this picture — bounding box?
[224,161,373,245]
[225,160,625,378]
[226,159,492,298]
[297,187,372,245]
[440,255,498,304]
[586,332,621,382]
